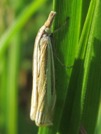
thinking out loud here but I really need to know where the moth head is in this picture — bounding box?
[44,11,56,28]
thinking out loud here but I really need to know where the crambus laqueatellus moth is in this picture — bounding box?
[30,11,56,126]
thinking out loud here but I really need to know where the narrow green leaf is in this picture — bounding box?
[0,0,46,58]
[38,0,82,133]
[6,33,21,134]
[81,0,101,133]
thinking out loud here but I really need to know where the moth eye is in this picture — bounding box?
[45,28,51,34]
[42,34,47,38]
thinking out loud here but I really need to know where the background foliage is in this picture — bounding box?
[0,0,101,134]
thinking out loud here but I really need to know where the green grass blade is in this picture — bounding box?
[6,33,21,134]
[81,0,101,133]
[38,0,82,133]
[0,56,7,134]
[38,0,101,134]
[95,103,101,134]
[0,0,46,58]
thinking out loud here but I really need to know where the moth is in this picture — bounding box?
[30,11,56,126]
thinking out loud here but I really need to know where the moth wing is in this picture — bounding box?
[35,35,56,126]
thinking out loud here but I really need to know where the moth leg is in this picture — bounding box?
[51,16,70,36]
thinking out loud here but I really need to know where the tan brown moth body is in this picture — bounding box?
[30,11,56,126]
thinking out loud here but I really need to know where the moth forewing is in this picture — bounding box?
[36,36,56,126]
[30,27,49,122]
[30,11,56,126]
[46,36,56,111]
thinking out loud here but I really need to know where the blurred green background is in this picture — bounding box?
[0,0,101,134]
[0,0,52,134]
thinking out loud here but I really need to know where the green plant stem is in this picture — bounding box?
[6,33,21,134]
